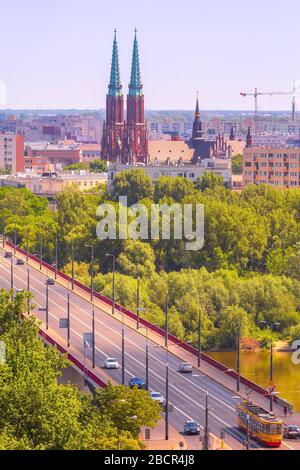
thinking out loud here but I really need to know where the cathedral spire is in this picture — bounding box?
[129,29,143,96]
[246,126,252,148]
[108,29,122,96]
[192,92,203,139]
[195,91,200,118]
[230,125,235,140]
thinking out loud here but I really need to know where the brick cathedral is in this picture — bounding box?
[101,30,149,164]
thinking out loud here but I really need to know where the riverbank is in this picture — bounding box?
[207,350,300,412]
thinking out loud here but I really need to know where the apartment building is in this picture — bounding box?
[243,147,300,188]
[0,132,24,172]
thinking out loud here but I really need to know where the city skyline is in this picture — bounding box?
[0,0,299,111]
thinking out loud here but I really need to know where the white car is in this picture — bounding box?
[149,391,165,405]
[104,357,120,369]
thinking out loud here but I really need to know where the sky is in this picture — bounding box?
[0,0,299,110]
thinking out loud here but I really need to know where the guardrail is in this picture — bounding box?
[7,240,290,407]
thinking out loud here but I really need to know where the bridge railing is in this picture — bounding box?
[7,241,288,406]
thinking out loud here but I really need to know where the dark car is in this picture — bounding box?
[128,377,146,390]
[283,425,300,439]
[46,278,55,286]
[16,258,24,265]
[4,252,12,258]
[183,420,201,435]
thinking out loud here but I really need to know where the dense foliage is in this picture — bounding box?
[0,290,160,450]
[2,171,300,348]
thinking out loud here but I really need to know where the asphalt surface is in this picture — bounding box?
[0,247,298,451]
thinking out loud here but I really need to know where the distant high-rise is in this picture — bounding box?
[101,30,148,164]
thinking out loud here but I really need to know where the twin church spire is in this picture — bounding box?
[109,28,143,97]
[101,30,148,164]
[108,29,122,96]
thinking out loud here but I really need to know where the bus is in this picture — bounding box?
[236,400,283,448]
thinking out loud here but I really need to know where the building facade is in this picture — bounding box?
[101,30,148,164]
[243,147,300,188]
[108,159,232,192]
[0,132,24,172]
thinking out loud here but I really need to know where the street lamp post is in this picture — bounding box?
[193,369,234,450]
[106,253,115,315]
[67,293,70,347]
[92,302,95,368]
[121,307,125,385]
[13,224,17,255]
[46,281,49,330]
[10,256,13,289]
[203,384,209,451]
[260,321,280,412]
[145,326,149,390]
[237,317,241,392]
[71,242,75,290]
[39,233,43,270]
[165,291,169,348]
[86,244,95,302]
[136,277,140,329]
[165,348,169,441]
[198,306,201,368]
[25,226,29,262]
[54,232,58,280]
[27,268,30,315]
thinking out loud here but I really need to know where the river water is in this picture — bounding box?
[207,351,300,411]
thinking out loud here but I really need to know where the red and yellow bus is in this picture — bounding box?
[236,400,282,448]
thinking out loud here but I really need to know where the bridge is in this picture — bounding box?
[0,241,298,451]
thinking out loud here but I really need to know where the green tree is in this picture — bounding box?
[196,171,224,191]
[154,176,196,202]
[117,240,156,278]
[93,383,161,437]
[231,154,243,175]
[90,160,108,173]
[112,169,154,205]
[64,162,89,171]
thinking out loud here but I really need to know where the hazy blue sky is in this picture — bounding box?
[0,0,299,110]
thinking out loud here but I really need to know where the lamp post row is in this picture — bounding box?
[4,227,279,440]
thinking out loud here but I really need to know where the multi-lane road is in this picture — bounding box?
[0,246,298,451]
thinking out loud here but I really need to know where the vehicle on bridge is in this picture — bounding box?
[179,362,193,373]
[283,425,300,439]
[236,401,283,447]
[16,258,24,265]
[183,420,201,435]
[149,391,164,405]
[104,357,120,369]
[128,377,146,390]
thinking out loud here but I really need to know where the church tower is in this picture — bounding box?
[101,30,125,162]
[246,126,253,148]
[124,30,148,164]
[192,92,204,139]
